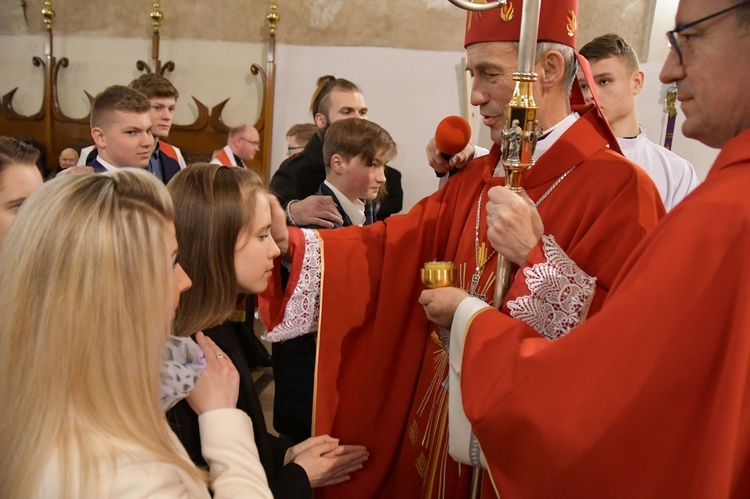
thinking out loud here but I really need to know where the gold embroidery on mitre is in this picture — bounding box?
[566,10,577,37]
[501,1,515,21]
[466,1,489,31]
[409,419,419,445]
[416,452,428,478]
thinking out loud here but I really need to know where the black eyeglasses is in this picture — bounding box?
[239,137,260,146]
[667,0,750,64]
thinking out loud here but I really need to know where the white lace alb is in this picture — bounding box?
[507,235,596,340]
[263,229,323,342]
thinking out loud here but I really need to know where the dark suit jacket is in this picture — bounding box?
[45,166,63,180]
[89,158,108,174]
[85,141,181,184]
[301,183,374,229]
[167,322,311,499]
[270,132,326,209]
[154,141,182,184]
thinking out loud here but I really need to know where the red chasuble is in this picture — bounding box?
[263,105,663,499]
[461,129,750,498]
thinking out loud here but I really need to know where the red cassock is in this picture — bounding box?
[461,129,750,498]
[261,105,664,498]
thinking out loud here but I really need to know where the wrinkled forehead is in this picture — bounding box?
[466,41,518,69]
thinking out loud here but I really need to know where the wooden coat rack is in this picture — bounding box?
[0,0,279,178]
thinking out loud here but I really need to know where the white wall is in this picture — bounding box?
[648,0,679,63]
[270,44,468,212]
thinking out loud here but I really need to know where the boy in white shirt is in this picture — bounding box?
[579,33,699,210]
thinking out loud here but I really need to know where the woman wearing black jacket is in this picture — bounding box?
[166,164,368,498]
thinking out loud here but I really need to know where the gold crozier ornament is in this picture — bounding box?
[493,0,541,308]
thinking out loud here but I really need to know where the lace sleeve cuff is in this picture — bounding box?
[263,229,323,342]
[505,234,596,340]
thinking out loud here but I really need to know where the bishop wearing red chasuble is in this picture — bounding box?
[261,1,664,497]
[419,0,750,497]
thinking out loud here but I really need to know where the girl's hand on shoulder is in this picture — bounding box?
[186,332,239,415]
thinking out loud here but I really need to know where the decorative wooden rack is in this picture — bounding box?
[0,0,279,178]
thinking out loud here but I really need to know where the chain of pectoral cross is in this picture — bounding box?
[469,165,577,302]
[469,188,496,301]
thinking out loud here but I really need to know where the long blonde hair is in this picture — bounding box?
[0,169,204,497]
[168,163,264,336]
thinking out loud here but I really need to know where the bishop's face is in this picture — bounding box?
[466,42,518,145]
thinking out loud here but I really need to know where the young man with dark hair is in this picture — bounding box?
[128,73,187,182]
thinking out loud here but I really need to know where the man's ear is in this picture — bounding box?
[632,70,645,96]
[91,127,106,149]
[329,154,346,174]
[314,113,328,130]
[536,50,566,90]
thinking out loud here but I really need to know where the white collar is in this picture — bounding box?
[95,155,121,172]
[324,180,366,226]
[618,127,647,147]
[533,112,580,159]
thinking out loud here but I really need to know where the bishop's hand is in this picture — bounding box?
[268,194,290,255]
[485,186,544,266]
[419,287,471,329]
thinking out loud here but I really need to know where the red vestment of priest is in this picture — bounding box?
[261,105,663,498]
[460,129,750,498]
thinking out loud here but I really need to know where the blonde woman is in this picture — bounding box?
[167,164,369,498]
[0,169,272,498]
